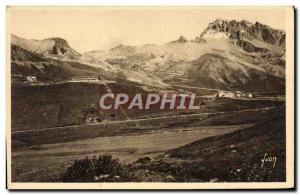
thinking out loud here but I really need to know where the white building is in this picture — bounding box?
[216,90,253,99]
[26,76,37,83]
[216,91,236,99]
[72,75,100,82]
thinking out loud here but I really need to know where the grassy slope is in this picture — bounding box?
[134,110,286,182]
[12,80,284,131]
[11,82,152,130]
[55,107,286,182]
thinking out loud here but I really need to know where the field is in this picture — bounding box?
[12,124,253,182]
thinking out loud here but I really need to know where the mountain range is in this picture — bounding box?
[10,19,286,93]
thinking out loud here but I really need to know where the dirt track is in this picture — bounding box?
[12,106,278,136]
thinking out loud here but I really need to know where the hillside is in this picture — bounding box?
[131,110,286,182]
[185,53,285,92]
[163,112,286,182]
[11,44,105,82]
[56,108,286,182]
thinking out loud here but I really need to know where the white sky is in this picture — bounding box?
[8,7,289,53]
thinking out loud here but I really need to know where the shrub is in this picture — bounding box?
[136,157,151,164]
[60,155,132,182]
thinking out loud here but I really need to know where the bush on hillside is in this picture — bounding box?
[60,155,132,182]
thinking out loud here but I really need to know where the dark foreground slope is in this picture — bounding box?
[59,108,285,182]
[163,112,286,182]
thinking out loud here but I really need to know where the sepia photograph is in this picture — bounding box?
[6,6,294,189]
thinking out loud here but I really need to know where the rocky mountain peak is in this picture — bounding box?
[43,37,71,48]
[11,34,80,59]
[198,19,285,47]
[170,36,188,44]
[209,18,229,27]
[177,36,188,43]
[39,37,76,56]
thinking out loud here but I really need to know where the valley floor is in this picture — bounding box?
[10,82,286,182]
[11,105,285,182]
[12,124,251,182]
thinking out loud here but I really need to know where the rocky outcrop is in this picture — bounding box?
[237,40,269,53]
[11,34,81,60]
[177,36,188,43]
[170,36,188,44]
[197,19,285,49]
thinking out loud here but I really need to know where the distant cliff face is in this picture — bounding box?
[170,36,189,44]
[198,19,285,45]
[11,34,80,60]
[193,19,285,54]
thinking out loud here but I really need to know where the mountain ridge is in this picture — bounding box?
[11,34,81,60]
[10,19,286,93]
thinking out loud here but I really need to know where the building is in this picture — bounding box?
[216,91,236,99]
[234,91,244,98]
[71,75,100,82]
[80,105,102,124]
[12,75,38,84]
[216,90,253,99]
[26,76,37,83]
